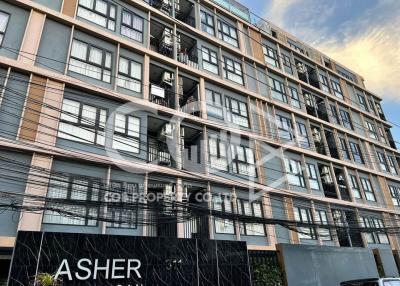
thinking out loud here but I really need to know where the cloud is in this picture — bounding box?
[261,0,400,101]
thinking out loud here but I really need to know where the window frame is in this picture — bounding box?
[217,20,238,47]
[330,80,344,99]
[213,195,235,234]
[120,9,144,43]
[282,53,293,74]
[201,46,219,74]
[349,174,362,199]
[306,163,320,190]
[206,89,223,119]
[117,56,142,92]
[0,10,10,46]
[200,10,215,36]
[269,77,288,103]
[296,121,310,148]
[237,199,265,236]
[294,207,317,240]
[339,137,351,160]
[77,0,117,31]
[263,45,279,67]
[225,96,249,128]
[112,113,141,154]
[230,144,256,177]
[289,86,301,108]
[208,137,229,171]
[223,56,244,85]
[285,158,306,187]
[360,177,376,202]
[276,114,293,141]
[349,141,364,164]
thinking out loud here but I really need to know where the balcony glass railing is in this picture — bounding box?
[211,0,251,22]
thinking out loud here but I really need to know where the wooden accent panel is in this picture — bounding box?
[0,236,16,248]
[19,75,47,141]
[19,10,46,65]
[284,197,299,244]
[18,154,53,231]
[62,0,78,18]
[36,79,64,146]
[378,176,394,209]
[249,28,264,63]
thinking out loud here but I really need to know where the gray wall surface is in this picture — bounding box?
[376,248,399,277]
[279,244,379,286]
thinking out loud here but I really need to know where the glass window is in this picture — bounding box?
[357,94,369,111]
[69,39,112,83]
[44,176,100,226]
[217,20,238,47]
[296,122,310,148]
[117,57,141,92]
[223,56,243,85]
[339,109,353,130]
[231,144,256,177]
[77,0,116,30]
[200,10,215,36]
[366,121,378,140]
[360,177,376,201]
[269,77,287,103]
[361,217,388,244]
[290,87,301,108]
[349,174,361,199]
[213,195,235,234]
[107,181,138,228]
[225,96,249,128]
[316,210,331,240]
[209,137,228,171]
[262,45,279,67]
[330,104,341,125]
[121,10,144,42]
[388,156,398,175]
[339,138,351,160]
[389,185,400,206]
[330,80,344,99]
[201,46,219,74]
[282,54,293,74]
[112,113,140,153]
[307,163,320,190]
[349,142,364,164]
[58,98,106,146]
[237,199,265,236]
[319,74,330,93]
[294,207,316,239]
[378,126,387,144]
[0,11,9,46]
[377,152,389,172]
[285,158,305,187]
[276,115,293,141]
[206,89,223,119]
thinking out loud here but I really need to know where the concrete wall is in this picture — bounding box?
[278,244,379,286]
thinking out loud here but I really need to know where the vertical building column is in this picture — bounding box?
[61,0,78,18]
[206,182,214,239]
[176,177,184,238]
[377,176,394,209]
[18,10,46,65]
[263,193,277,247]
[143,54,150,101]
[199,77,207,120]
[284,197,299,244]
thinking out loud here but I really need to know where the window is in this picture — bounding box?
[231,144,256,177]
[201,46,219,74]
[389,185,400,206]
[296,122,310,148]
[223,56,243,85]
[339,109,353,130]
[368,99,377,116]
[106,181,138,228]
[44,176,100,226]
[378,127,387,144]
[58,98,106,145]
[200,11,215,35]
[360,177,376,201]
[269,77,287,103]
[294,207,316,239]
[209,137,228,171]
[206,89,223,119]
[0,11,9,46]
[276,115,293,141]
[319,74,330,93]
[377,152,389,172]
[331,80,344,99]
[388,156,398,175]
[349,142,364,164]
[306,163,320,190]
[213,195,235,234]
[349,175,361,199]
[69,39,112,83]
[217,20,238,47]
[339,138,351,160]
[366,121,378,140]
[285,158,305,187]
[360,217,388,244]
[237,199,264,236]
[117,57,141,92]
[316,210,331,240]
[330,105,340,125]
[121,10,144,42]
[357,94,368,111]
[112,113,140,153]
[290,87,301,108]
[263,45,279,67]
[282,54,293,74]
[77,0,116,30]
[225,97,249,128]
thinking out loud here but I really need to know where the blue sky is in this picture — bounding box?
[239,0,400,144]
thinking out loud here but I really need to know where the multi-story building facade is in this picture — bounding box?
[0,0,399,284]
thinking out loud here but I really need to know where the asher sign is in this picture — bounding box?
[8,231,252,286]
[55,258,141,281]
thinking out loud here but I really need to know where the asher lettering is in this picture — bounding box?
[55,258,142,281]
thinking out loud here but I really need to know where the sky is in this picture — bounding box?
[239,0,400,144]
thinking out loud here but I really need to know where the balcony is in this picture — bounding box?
[312,126,326,156]
[177,32,198,69]
[295,60,319,89]
[325,130,339,159]
[318,164,337,199]
[150,22,173,59]
[149,64,175,109]
[334,168,351,201]
[175,0,195,27]
[181,124,203,172]
[148,0,174,16]
[303,91,329,122]
[178,75,200,116]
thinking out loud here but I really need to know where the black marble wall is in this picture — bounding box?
[8,231,252,286]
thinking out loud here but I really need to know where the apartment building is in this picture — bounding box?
[0,0,400,285]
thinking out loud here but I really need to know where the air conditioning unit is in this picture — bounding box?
[162,71,173,86]
[160,123,174,139]
[162,28,173,46]
[151,84,165,98]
